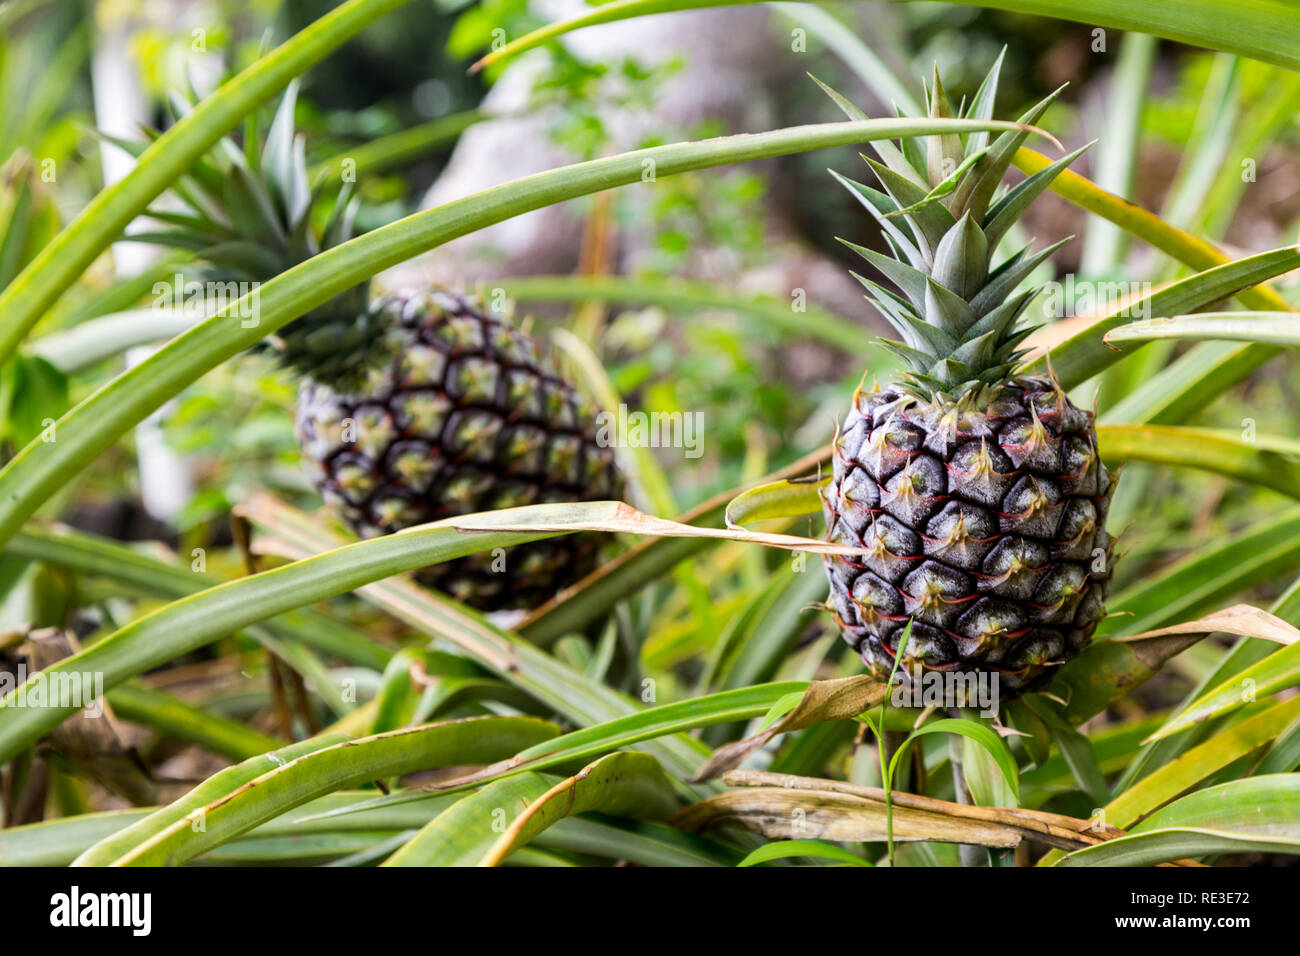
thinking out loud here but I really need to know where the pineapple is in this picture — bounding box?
[144,87,622,610]
[821,62,1115,692]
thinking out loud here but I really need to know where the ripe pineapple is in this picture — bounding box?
[145,87,622,610]
[821,63,1115,692]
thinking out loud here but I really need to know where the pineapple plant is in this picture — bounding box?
[821,67,1116,692]
[142,88,623,610]
[4,0,1300,878]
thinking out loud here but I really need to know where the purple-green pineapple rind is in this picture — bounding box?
[297,290,623,610]
[822,376,1115,692]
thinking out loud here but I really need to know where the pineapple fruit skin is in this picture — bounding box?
[822,376,1115,692]
[295,290,623,611]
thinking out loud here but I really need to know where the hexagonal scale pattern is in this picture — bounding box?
[296,290,622,610]
[822,376,1115,692]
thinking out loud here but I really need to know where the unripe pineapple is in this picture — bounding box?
[821,62,1116,692]
[145,86,622,610]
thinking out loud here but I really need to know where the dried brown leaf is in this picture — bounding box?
[692,676,887,782]
[432,500,867,556]
[673,770,1124,852]
[1116,603,1300,646]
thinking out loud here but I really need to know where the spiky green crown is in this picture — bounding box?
[826,56,1088,406]
[138,82,379,386]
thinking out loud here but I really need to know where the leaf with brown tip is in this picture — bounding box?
[692,676,887,782]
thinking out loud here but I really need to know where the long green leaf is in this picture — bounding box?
[472,1,1300,73]
[8,789,733,866]
[1013,149,1293,314]
[382,773,556,866]
[1051,551,1300,727]
[478,749,681,868]
[1060,775,1300,865]
[72,735,352,866]
[1103,508,1300,637]
[0,117,1036,553]
[1014,143,1296,427]
[1038,246,1300,389]
[0,809,153,867]
[1060,825,1300,866]
[1098,423,1300,500]
[500,275,876,354]
[0,0,413,367]
[87,715,559,866]
[11,523,393,670]
[1149,641,1300,741]
[1114,577,1300,792]
[1135,773,1300,834]
[520,448,828,645]
[1104,312,1300,348]
[238,496,725,783]
[308,109,486,181]
[0,504,588,762]
[1103,695,1300,829]
[106,683,280,762]
[293,681,805,824]
[391,752,678,867]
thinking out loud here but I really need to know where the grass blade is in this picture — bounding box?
[105,683,280,762]
[72,735,352,866]
[892,718,1020,804]
[738,838,872,867]
[477,752,679,866]
[88,715,559,866]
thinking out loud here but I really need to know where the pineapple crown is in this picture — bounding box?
[134,82,379,384]
[824,54,1090,407]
